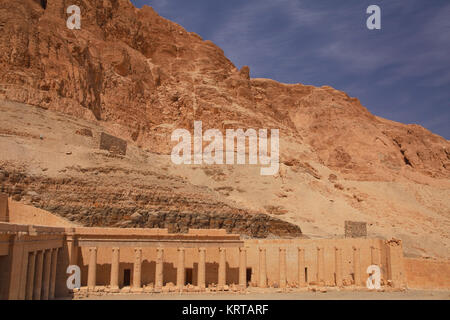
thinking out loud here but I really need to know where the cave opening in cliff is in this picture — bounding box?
[40,0,47,9]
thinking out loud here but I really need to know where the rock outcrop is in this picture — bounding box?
[0,0,448,181]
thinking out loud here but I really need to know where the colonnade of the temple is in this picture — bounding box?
[85,245,379,290]
[85,247,248,291]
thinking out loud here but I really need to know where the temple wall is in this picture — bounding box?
[0,194,8,222]
[7,199,76,227]
[0,225,65,300]
[244,239,388,287]
[405,258,450,289]
[75,238,403,289]
[77,246,242,287]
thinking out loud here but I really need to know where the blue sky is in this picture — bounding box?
[131,0,450,139]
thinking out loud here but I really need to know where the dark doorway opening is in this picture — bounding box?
[305,267,308,283]
[185,268,193,285]
[123,269,131,286]
[40,0,47,9]
[246,268,252,284]
[0,256,9,299]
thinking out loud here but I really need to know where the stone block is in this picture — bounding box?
[345,221,367,238]
[0,193,9,222]
[99,132,127,155]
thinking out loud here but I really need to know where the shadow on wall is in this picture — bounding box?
[33,0,47,9]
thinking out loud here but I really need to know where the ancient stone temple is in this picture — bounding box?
[0,194,448,299]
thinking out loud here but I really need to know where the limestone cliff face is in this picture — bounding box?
[1,0,448,181]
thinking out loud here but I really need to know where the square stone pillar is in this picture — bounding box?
[33,250,44,300]
[298,248,306,287]
[132,248,142,292]
[197,248,206,290]
[371,246,380,265]
[317,246,325,285]
[353,246,361,286]
[386,239,406,288]
[0,193,9,222]
[7,234,28,300]
[25,251,36,300]
[41,249,52,300]
[258,247,267,288]
[176,248,185,289]
[87,247,97,291]
[238,247,247,288]
[110,247,120,292]
[334,247,343,287]
[218,248,226,288]
[155,248,164,290]
[49,248,59,299]
[66,235,78,266]
[279,248,287,288]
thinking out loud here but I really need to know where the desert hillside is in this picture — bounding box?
[0,0,449,259]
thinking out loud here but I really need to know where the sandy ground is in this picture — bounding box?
[74,288,450,300]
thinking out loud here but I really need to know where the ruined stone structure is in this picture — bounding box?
[99,132,128,156]
[0,195,448,299]
[345,221,367,238]
[0,193,8,222]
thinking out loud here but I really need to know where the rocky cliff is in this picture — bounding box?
[1,0,448,179]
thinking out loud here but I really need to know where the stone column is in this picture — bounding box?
[197,248,206,290]
[279,248,287,288]
[87,247,97,291]
[371,246,380,265]
[41,249,52,300]
[7,236,27,300]
[110,247,120,292]
[49,248,59,299]
[66,234,78,266]
[353,246,361,286]
[132,248,142,292]
[33,250,44,300]
[218,247,226,288]
[25,251,36,300]
[176,248,185,289]
[335,247,343,287]
[239,247,247,288]
[317,247,325,285]
[298,248,306,287]
[155,248,164,290]
[258,247,267,288]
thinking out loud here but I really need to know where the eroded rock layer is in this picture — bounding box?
[0,164,302,238]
